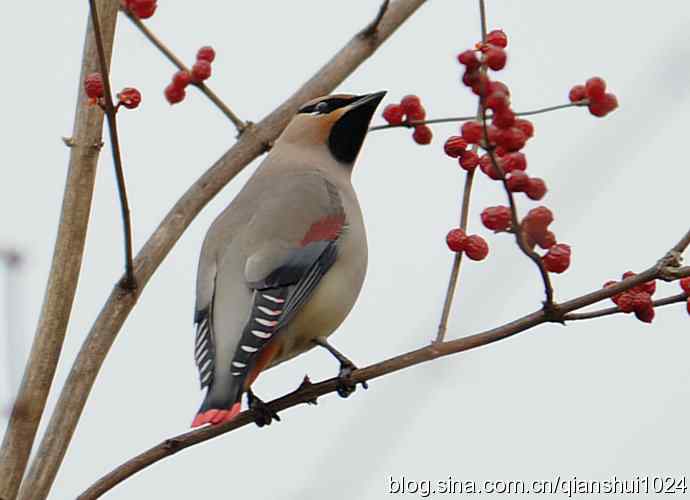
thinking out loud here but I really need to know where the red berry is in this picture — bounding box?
[622,271,636,280]
[382,104,404,125]
[486,125,501,145]
[486,29,508,48]
[464,235,489,261]
[128,0,157,19]
[642,280,656,295]
[479,154,503,179]
[400,95,422,115]
[480,205,511,231]
[446,228,467,252]
[196,46,216,63]
[502,152,527,172]
[461,121,483,144]
[589,93,618,117]
[535,230,556,250]
[470,73,491,97]
[492,108,515,129]
[680,277,690,294]
[630,292,652,312]
[485,47,507,71]
[634,305,655,323]
[191,60,212,82]
[457,50,481,70]
[172,70,192,89]
[443,136,468,158]
[487,81,510,97]
[686,298,690,315]
[485,91,510,112]
[412,125,432,145]
[407,104,427,122]
[585,76,606,100]
[506,170,529,192]
[458,150,479,171]
[117,87,141,109]
[164,84,186,104]
[617,292,635,313]
[525,177,547,200]
[568,85,586,103]
[542,243,571,273]
[462,69,480,88]
[84,72,104,99]
[524,206,554,229]
[497,127,527,151]
[514,119,534,139]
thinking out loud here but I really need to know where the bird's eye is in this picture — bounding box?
[315,101,329,114]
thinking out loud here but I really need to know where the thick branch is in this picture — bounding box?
[17,2,427,499]
[123,9,247,134]
[79,228,689,498]
[90,0,136,289]
[0,3,120,500]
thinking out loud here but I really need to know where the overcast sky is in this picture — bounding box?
[2,1,690,499]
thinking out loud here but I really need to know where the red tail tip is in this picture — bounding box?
[191,402,241,428]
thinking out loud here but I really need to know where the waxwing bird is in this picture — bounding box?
[192,91,386,427]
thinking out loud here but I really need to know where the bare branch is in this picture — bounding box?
[564,292,688,321]
[122,9,248,134]
[79,228,689,498]
[359,0,390,37]
[16,2,428,499]
[0,3,121,500]
[90,0,136,289]
[368,102,585,131]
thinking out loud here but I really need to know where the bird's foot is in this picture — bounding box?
[246,390,281,427]
[336,360,368,398]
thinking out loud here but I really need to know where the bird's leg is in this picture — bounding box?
[313,336,368,398]
[246,389,281,427]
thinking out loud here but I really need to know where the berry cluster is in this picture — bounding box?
[681,277,690,315]
[382,95,433,145]
[84,72,142,110]
[568,77,618,117]
[122,0,157,19]
[604,272,658,323]
[165,46,216,105]
[445,229,489,261]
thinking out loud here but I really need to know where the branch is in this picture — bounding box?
[564,292,688,321]
[0,3,120,499]
[359,0,390,37]
[368,101,585,131]
[122,9,248,134]
[90,0,136,289]
[16,2,428,499]
[79,229,689,498]
[434,0,488,343]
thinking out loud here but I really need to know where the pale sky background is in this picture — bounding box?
[1,1,690,499]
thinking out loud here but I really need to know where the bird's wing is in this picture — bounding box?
[194,172,347,390]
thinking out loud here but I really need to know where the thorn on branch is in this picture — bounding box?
[62,136,76,148]
[359,0,390,38]
[297,375,318,405]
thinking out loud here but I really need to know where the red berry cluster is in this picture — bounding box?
[568,77,618,117]
[604,272,658,323]
[84,72,142,110]
[446,229,489,261]
[165,46,216,105]
[519,206,570,273]
[122,0,157,19]
[680,277,690,315]
[382,95,433,145]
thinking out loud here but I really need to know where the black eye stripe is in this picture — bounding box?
[298,97,355,114]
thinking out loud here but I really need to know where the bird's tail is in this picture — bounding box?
[191,382,242,428]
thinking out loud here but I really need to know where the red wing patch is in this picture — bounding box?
[300,213,346,246]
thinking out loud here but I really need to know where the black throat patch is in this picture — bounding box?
[328,104,374,165]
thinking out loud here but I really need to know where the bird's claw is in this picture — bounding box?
[336,361,368,398]
[247,391,281,427]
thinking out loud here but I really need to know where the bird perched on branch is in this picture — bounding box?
[192,91,386,427]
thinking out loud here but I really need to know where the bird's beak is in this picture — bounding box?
[351,90,387,112]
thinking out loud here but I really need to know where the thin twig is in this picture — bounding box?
[434,0,488,343]
[368,102,585,131]
[122,9,247,134]
[564,292,688,321]
[90,0,135,289]
[78,229,690,499]
[360,0,391,37]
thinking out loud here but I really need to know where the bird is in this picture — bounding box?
[191,91,386,427]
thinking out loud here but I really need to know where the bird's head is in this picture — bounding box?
[279,91,387,165]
